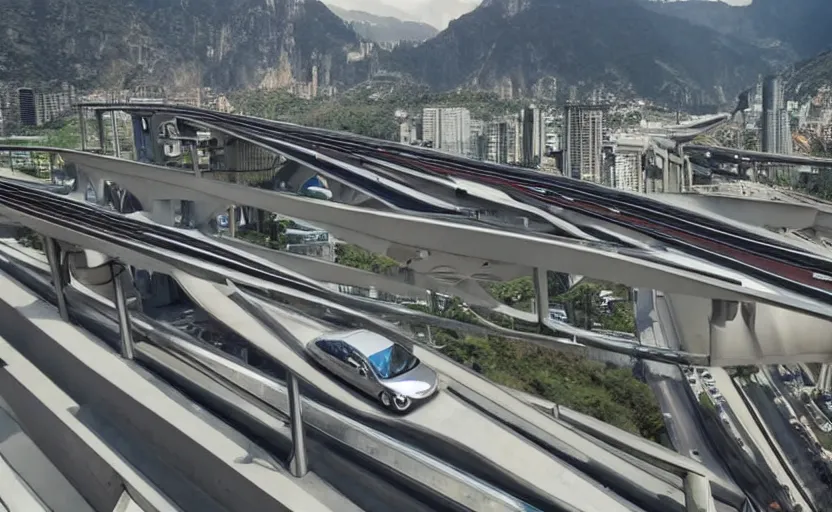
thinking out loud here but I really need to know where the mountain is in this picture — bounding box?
[784,50,832,100]
[644,0,832,62]
[323,0,479,30]
[385,0,772,106]
[0,0,371,92]
[327,5,438,43]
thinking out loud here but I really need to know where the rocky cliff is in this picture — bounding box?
[0,0,370,91]
[386,0,772,106]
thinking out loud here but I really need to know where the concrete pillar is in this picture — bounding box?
[684,473,716,512]
[286,374,308,477]
[111,113,121,158]
[78,108,88,152]
[44,237,69,322]
[190,144,201,178]
[111,263,134,360]
[151,200,176,227]
[95,111,105,153]
[533,267,549,326]
[229,206,237,237]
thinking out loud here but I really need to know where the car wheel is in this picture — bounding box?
[392,394,411,412]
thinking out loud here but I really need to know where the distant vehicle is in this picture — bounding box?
[700,371,716,386]
[689,449,703,463]
[307,329,439,412]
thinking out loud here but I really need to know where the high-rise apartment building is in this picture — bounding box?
[761,75,791,155]
[609,135,650,192]
[563,104,604,181]
[421,107,472,156]
[17,88,37,126]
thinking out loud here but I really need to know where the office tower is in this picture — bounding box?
[17,88,36,126]
[421,107,472,156]
[563,104,604,181]
[761,75,791,154]
[520,106,546,168]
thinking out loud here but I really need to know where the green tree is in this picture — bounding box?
[334,243,399,273]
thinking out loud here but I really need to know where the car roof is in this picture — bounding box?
[318,329,394,356]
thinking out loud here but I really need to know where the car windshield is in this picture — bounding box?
[366,344,419,380]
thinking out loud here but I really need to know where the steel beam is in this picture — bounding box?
[286,374,308,477]
[110,262,134,360]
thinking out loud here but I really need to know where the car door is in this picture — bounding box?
[346,351,380,395]
[315,339,351,381]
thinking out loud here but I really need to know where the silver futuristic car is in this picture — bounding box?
[307,329,439,412]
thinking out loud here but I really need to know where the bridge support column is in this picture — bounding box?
[95,111,105,153]
[111,262,134,360]
[286,373,308,477]
[111,112,121,158]
[44,237,69,322]
[190,143,201,178]
[78,108,88,152]
[533,267,549,327]
[229,206,237,237]
[151,199,176,226]
[684,472,716,512]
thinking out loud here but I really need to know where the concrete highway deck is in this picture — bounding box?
[176,271,650,511]
[636,289,731,481]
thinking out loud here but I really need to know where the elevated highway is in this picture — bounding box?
[0,204,748,511]
[0,102,823,511]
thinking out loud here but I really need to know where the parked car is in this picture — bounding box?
[307,329,439,412]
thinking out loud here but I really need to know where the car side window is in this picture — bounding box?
[316,339,335,356]
[334,341,353,363]
[316,340,352,363]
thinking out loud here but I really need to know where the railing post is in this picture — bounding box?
[44,237,69,322]
[78,107,88,151]
[287,373,308,477]
[110,112,121,158]
[533,267,549,327]
[190,143,201,178]
[110,262,134,360]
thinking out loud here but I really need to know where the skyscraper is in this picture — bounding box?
[761,75,791,155]
[563,104,604,181]
[520,106,546,168]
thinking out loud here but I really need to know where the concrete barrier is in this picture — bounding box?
[0,270,335,512]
